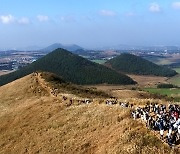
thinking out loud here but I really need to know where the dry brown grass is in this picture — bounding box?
[0,73,178,154]
[0,101,173,154]
[128,74,168,87]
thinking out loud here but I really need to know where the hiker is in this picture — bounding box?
[63,96,67,101]
[147,116,154,129]
[167,132,176,147]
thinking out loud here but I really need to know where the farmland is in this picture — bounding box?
[91,59,107,64]
[144,87,180,101]
[143,54,180,66]
[174,68,180,74]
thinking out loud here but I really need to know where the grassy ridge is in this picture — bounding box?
[0,49,136,86]
[106,53,177,77]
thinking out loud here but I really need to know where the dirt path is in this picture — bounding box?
[36,72,56,97]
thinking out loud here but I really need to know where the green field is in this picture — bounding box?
[174,68,180,74]
[91,59,107,64]
[168,68,180,87]
[144,88,180,101]
[144,88,180,96]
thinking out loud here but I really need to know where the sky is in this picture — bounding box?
[0,0,180,50]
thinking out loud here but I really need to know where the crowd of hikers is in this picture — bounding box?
[131,103,180,147]
[60,90,180,148]
[61,95,180,147]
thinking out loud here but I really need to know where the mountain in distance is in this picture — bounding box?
[105,53,177,77]
[40,43,83,53]
[0,48,136,86]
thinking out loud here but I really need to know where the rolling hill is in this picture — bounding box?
[0,73,173,154]
[40,43,83,52]
[0,48,136,86]
[105,53,177,77]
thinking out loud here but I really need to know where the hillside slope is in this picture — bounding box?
[105,53,177,77]
[0,49,136,86]
[0,74,173,154]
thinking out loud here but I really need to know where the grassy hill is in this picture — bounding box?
[0,74,173,154]
[105,53,177,77]
[0,49,136,86]
[0,72,109,109]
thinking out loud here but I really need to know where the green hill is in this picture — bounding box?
[105,53,177,77]
[0,49,136,86]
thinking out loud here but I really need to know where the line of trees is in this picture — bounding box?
[157,84,179,88]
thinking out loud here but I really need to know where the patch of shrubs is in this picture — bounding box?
[157,84,179,88]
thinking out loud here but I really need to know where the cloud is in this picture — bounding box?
[149,3,161,13]
[37,15,49,22]
[100,10,117,17]
[0,14,15,24]
[172,2,180,9]
[18,17,30,24]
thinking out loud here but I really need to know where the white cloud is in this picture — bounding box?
[172,2,180,9]
[100,10,117,17]
[18,17,30,24]
[0,14,15,24]
[37,15,49,22]
[149,3,161,13]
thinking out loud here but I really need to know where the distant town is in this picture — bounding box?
[0,44,180,74]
